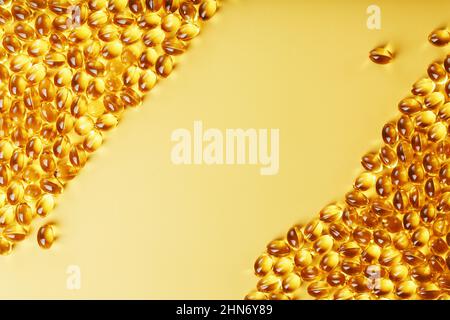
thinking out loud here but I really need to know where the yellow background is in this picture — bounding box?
[2,0,450,299]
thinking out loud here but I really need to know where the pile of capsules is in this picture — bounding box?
[247,27,450,300]
[0,0,217,254]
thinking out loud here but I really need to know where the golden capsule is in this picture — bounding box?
[26,63,47,84]
[40,178,63,195]
[294,248,313,267]
[7,180,24,205]
[10,149,25,173]
[70,95,88,118]
[354,172,375,191]
[300,265,320,282]
[329,223,349,242]
[379,247,401,266]
[25,136,43,160]
[319,251,340,272]
[433,216,449,237]
[9,101,26,123]
[361,243,381,263]
[143,28,165,47]
[40,124,57,141]
[389,264,409,282]
[179,1,197,21]
[0,205,15,227]
[83,40,101,60]
[338,241,361,258]
[69,144,87,168]
[53,135,71,158]
[369,47,393,65]
[425,92,445,110]
[352,226,372,246]
[286,226,303,249]
[9,74,27,96]
[177,22,200,41]
[3,34,22,54]
[3,224,27,242]
[0,236,12,255]
[139,48,158,69]
[83,130,103,153]
[0,7,12,26]
[35,13,51,37]
[121,25,141,45]
[146,0,162,11]
[68,25,92,44]
[416,110,436,128]
[120,88,141,107]
[244,291,267,301]
[273,257,294,276]
[303,219,323,241]
[15,203,33,226]
[44,52,66,68]
[199,0,217,20]
[313,235,334,254]
[417,283,441,300]
[253,254,272,277]
[327,270,346,287]
[395,280,416,299]
[282,273,301,293]
[266,239,290,257]
[25,112,42,132]
[361,151,381,172]
[428,62,447,83]
[101,41,123,59]
[87,9,109,28]
[39,78,56,101]
[161,14,181,33]
[0,140,14,162]
[420,202,437,223]
[14,22,35,41]
[98,24,119,42]
[375,175,393,197]
[345,189,368,208]
[307,281,331,299]
[412,78,435,96]
[398,97,422,115]
[349,276,371,293]
[138,12,161,29]
[36,193,55,217]
[429,28,450,46]
[257,275,280,293]
[37,224,55,249]
[22,164,40,182]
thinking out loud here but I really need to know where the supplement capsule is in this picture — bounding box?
[37,224,55,249]
[369,47,393,64]
[429,28,450,47]
[428,62,447,83]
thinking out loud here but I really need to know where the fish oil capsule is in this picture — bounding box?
[282,273,301,293]
[408,162,425,183]
[179,2,197,21]
[36,193,55,217]
[162,38,187,56]
[86,60,105,77]
[349,276,371,293]
[122,66,140,87]
[333,288,354,300]
[71,71,90,93]
[392,189,409,212]
[403,212,420,230]
[25,136,43,160]
[9,101,26,123]
[294,248,312,267]
[38,79,56,104]
[44,52,66,68]
[429,28,450,46]
[354,172,375,191]
[319,251,340,272]
[40,178,63,194]
[428,122,446,143]
[103,93,123,113]
[412,227,430,247]
[420,203,436,223]
[257,275,280,293]
[425,92,445,110]
[245,291,267,300]
[411,132,427,154]
[342,207,359,228]
[254,254,273,276]
[313,235,334,254]
[417,283,441,300]
[138,69,157,93]
[345,190,368,208]
[16,203,33,226]
[101,41,123,59]
[68,26,92,44]
[433,216,448,237]
[83,130,103,153]
[423,152,440,175]
[70,95,88,117]
[286,226,303,249]
[389,264,409,282]
[199,0,217,20]
[53,135,71,158]
[120,88,141,108]
[300,265,320,281]
[143,28,165,47]
[161,14,181,33]
[266,239,290,257]
[87,10,109,28]
[397,115,414,139]
[87,78,105,100]
[14,22,35,41]
[25,112,42,132]
[0,205,15,226]
[35,13,51,36]
[391,166,408,187]
[338,241,361,258]
[69,145,87,168]
[303,219,323,241]
[54,163,78,182]
[416,110,436,128]
[425,177,441,198]
[22,164,40,182]
[361,244,381,263]
[7,180,24,205]
[373,278,394,297]
[369,47,393,64]
[177,22,200,41]
[353,227,372,246]
[0,140,14,162]
[403,248,426,266]
[430,237,448,255]
[3,224,27,242]
[54,68,72,87]
[379,246,401,266]
[307,281,331,299]
[40,124,57,142]
[0,95,11,114]
[41,103,57,122]
[67,47,84,69]
[381,122,398,146]
[361,209,379,228]
[398,97,422,115]
[361,151,381,172]
[139,48,158,69]
[440,163,450,185]
[9,55,30,74]
[437,274,450,291]
[273,257,294,276]
[12,126,29,147]
[98,24,119,42]
[73,116,94,135]
[37,224,55,249]
[120,26,141,45]
[9,74,27,96]
[412,78,435,96]
[10,150,25,173]
[396,280,416,299]
[329,222,350,241]
[319,203,343,222]
[373,229,391,247]
[375,175,393,197]
[56,112,74,135]
[26,64,46,84]
[327,270,346,287]
[49,33,66,51]
[3,34,22,54]
[138,12,161,29]
[0,7,12,26]
[428,62,447,83]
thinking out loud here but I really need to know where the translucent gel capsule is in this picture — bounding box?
[369,47,393,65]
[37,224,55,249]
[36,194,55,217]
[428,28,450,47]
[199,0,217,20]
[428,62,447,83]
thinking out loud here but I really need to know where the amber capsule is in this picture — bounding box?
[199,0,217,20]
[9,101,25,123]
[3,34,22,54]
[87,78,105,100]
[273,257,294,276]
[26,64,46,84]
[139,48,158,69]
[0,7,12,26]
[430,237,448,255]
[25,136,43,160]
[303,220,323,241]
[328,223,350,242]
[87,10,109,28]
[391,166,408,187]
[397,115,414,139]
[286,226,303,249]
[70,95,88,118]
[417,283,441,300]
[313,235,334,254]
[22,164,40,182]
[3,224,27,242]
[257,275,280,293]
[349,276,371,293]
[35,194,55,217]
[179,2,197,21]
[412,227,430,247]
[403,212,420,231]
[37,224,55,249]
[425,92,445,110]
[352,227,372,246]
[389,264,409,282]
[245,291,267,300]
[428,62,447,83]
[254,254,272,277]
[113,12,134,27]
[429,28,450,46]
[282,273,301,293]
[44,52,66,68]
[0,140,14,162]
[86,60,105,77]
[98,24,119,42]
[327,270,346,287]
[319,252,340,272]
[0,205,14,227]
[16,203,33,226]
[53,135,71,158]
[361,244,381,263]
[416,110,436,128]
[433,216,449,236]
[373,229,391,247]
[69,145,87,168]
[40,124,57,142]
[307,281,331,299]
[294,248,313,267]
[425,177,441,199]
[379,247,401,266]
[300,265,320,281]
[345,190,368,208]
[7,180,24,205]
[71,71,90,94]
[10,150,25,173]
[412,78,435,96]
[373,278,394,297]
[143,28,165,47]
[398,97,422,115]
[138,69,157,93]
[428,123,446,143]
[14,22,35,41]
[40,178,63,195]
[395,281,416,299]
[56,112,74,135]
[9,74,27,96]
[39,78,56,101]
[266,239,290,257]
[375,175,393,197]
[361,152,381,172]
[408,162,425,183]
[122,66,140,87]
[138,12,161,29]
[101,41,123,59]
[338,241,361,258]
[423,152,440,175]
[369,47,393,64]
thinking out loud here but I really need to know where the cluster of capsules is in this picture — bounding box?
[0,0,217,254]
[246,54,450,300]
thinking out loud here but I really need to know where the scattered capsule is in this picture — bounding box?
[369,47,393,64]
[429,28,450,47]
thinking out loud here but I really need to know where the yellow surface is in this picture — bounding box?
[2,0,450,299]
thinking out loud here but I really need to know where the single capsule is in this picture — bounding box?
[286,226,303,249]
[44,52,66,68]
[143,28,165,47]
[22,164,40,182]
[273,257,294,276]
[138,69,157,93]
[0,236,12,255]
[338,242,361,258]
[36,194,55,217]
[420,203,436,223]
[70,95,88,118]
[120,25,141,45]
[361,151,381,172]
[7,180,24,205]
[10,149,25,173]
[398,97,422,115]
[389,264,409,282]
[254,254,273,276]
[35,13,51,37]
[39,78,56,101]
[282,273,301,293]
[3,224,27,242]
[69,144,87,168]
[54,68,72,87]
[369,47,393,64]
[257,275,280,293]
[379,247,401,266]
[179,2,197,21]
[88,10,109,28]
[375,175,393,197]
[349,276,371,293]
[74,116,94,135]
[138,12,161,29]
[26,64,47,84]
[412,78,435,96]
[164,0,180,13]
[428,62,447,83]
[395,280,416,299]
[71,71,90,93]
[9,74,27,96]
[37,224,55,249]
[177,22,200,41]
[139,48,158,69]
[428,28,450,47]
[294,248,313,267]
[96,113,118,131]
[199,0,217,20]
[354,172,375,191]
[327,271,346,287]
[319,252,340,272]
[266,239,290,257]
[40,178,63,195]
[345,189,369,207]
[122,66,140,87]
[313,235,334,254]
[25,136,43,159]
[381,122,398,146]
[319,203,343,222]
[425,92,445,109]
[373,278,394,297]
[433,216,448,236]
[128,0,144,13]
[161,14,181,33]
[300,265,320,281]
[328,223,350,242]
[53,135,71,158]
[68,25,92,44]
[352,227,372,246]
[0,7,12,26]
[101,41,123,59]
[86,60,105,77]
[334,288,354,300]
[244,291,267,300]
[83,130,103,153]
[0,205,15,226]
[307,281,331,299]
[417,283,441,300]
[120,88,141,107]
[98,24,119,42]
[16,203,33,226]
[3,34,22,54]
[303,220,323,241]
[14,22,35,41]
[146,0,162,11]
